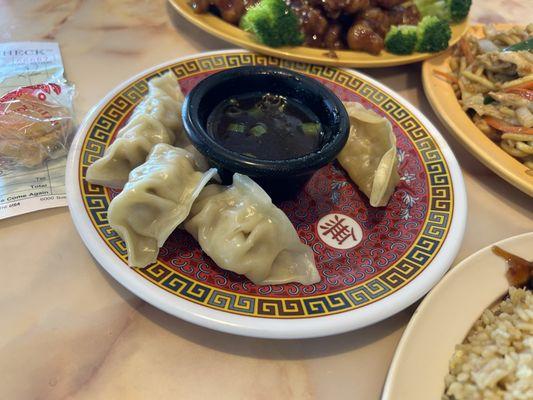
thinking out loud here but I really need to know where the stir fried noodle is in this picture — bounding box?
[437,24,533,174]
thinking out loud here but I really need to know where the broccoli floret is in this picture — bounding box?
[240,0,304,47]
[414,0,448,20]
[448,0,472,21]
[385,25,418,55]
[414,0,472,22]
[416,16,452,53]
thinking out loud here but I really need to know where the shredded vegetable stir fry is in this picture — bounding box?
[437,24,533,174]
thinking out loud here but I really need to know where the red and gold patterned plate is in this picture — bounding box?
[66,50,466,338]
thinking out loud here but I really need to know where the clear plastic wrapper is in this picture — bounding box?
[0,41,71,219]
[0,82,75,169]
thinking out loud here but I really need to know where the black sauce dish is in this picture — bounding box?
[182,66,349,198]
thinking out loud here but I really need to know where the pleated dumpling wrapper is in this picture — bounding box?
[108,143,217,268]
[338,102,400,207]
[86,72,188,189]
[185,174,320,285]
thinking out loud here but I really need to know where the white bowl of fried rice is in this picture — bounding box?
[382,232,533,400]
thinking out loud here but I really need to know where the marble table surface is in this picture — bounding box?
[1,1,532,399]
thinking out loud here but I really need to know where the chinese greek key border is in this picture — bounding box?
[79,52,453,319]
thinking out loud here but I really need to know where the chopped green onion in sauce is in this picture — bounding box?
[227,123,246,133]
[207,93,323,160]
[250,123,267,137]
[301,122,321,136]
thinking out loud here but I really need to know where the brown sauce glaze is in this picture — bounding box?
[190,0,421,55]
[492,246,533,289]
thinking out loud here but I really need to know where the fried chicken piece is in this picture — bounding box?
[358,7,390,38]
[309,0,370,18]
[372,0,404,9]
[190,0,246,24]
[214,0,246,24]
[290,3,329,47]
[388,4,421,26]
[323,24,344,49]
[347,22,384,54]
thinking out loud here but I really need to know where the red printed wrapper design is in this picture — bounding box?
[0,82,74,169]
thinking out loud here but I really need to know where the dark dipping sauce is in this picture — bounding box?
[206,93,323,160]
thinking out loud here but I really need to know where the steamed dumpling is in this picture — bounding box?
[132,71,184,135]
[86,72,186,189]
[148,71,184,102]
[108,143,217,268]
[185,174,320,285]
[86,114,173,188]
[338,102,400,207]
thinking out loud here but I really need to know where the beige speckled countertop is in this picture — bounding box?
[1,1,532,399]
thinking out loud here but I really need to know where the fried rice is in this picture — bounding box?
[443,287,533,400]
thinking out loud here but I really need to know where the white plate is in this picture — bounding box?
[382,232,533,399]
[66,50,466,339]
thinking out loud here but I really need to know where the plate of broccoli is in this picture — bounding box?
[171,0,471,68]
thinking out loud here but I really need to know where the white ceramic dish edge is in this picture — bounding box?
[66,49,467,339]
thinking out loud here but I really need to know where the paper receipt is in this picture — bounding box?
[0,42,69,219]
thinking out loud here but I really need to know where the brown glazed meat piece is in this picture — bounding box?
[358,7,390,38]
[190,0,246,23]
[492,246,533,289]
[308,0,370,18]
[214,0,246,24]
[388,4,421,26]
[290,3,329,47]
[372,0,405,9]
[343,0,371,14]
[323,24,344,49]
[347,22,384,54]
